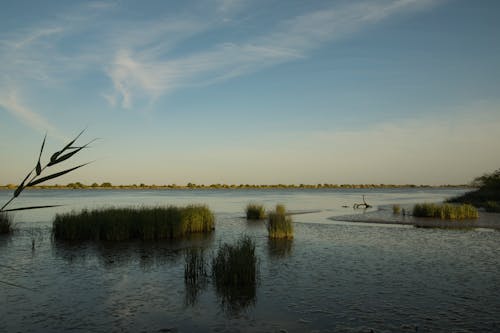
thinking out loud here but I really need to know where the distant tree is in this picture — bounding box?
[101,182,112,187]
[91,183,99,188]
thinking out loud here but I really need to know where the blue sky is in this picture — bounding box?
[1,0,499,185]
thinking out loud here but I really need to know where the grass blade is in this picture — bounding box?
[2,205,63,212]
[36,133,47,175]
[47,139,96,166]
[27,162,91,186]
[50,128,86,164]
[14,170,33,197]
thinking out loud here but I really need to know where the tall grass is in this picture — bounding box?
[184,247,208,306]
[0,213,13,234]
[267,204,293,239]
[245,203,266,220]
[392,204,401,215]
[413,203,478,220]
[53,205,215,241]
[212,235,258,313]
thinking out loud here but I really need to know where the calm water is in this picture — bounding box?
[1,188,499,332]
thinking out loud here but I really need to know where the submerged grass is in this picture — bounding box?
[245,203,266,220]
[413,203,478,220]
[184,247,209,306]
[0,213,13,234]
[267,204,293,239]
[211,235,258,313]
[53,205,215,241]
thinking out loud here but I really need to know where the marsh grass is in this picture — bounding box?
[483,201,500,213]
[392,204,401,215]
[184,247,209,306]
[212,235,258,313]
[0,213,13,234]
[413,203,478,220]
[267,204,293,239]
[53,205,215,241]
[245,203,266,220]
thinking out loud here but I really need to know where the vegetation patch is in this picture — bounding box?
[245,203,266,220]
[412,203,478,220]
[392,204,401,215]
[0,213,13,234]
[53,205,215,241]
[211,235,258,313]
[267,204,293,239]
[448,169,500,212]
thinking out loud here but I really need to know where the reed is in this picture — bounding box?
[412,203,478,220]
[392,204,401,215]
[245,203,266,220]
[211,235,258,313]
[484,201,500,213]
[0,213,13,234]
[1,130,95,214]
[267,204,293,239]
[52,205,215,241]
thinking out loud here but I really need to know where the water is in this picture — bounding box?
[1,188,499,332]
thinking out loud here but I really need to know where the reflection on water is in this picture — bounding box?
[268,238,293,258]
[214,275,257,315]
[54,233,214,270]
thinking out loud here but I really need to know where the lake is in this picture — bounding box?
[1,188,499,332]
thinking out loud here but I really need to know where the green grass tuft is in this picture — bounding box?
[245,203,266,220]
[211,235,258,313]
[0,212,13,234]
[53,205,215,241]
[267,204,293,239]
[392,204,401,215]
[412,203,478,220]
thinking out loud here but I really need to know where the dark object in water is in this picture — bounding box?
[353,195,372,209]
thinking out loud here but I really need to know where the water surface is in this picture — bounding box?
[1,188,499,332]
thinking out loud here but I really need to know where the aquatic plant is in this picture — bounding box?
[52,205,215,241]
[484,201,500,213]
[211,235,258,313]
[412,203,478,220]
[392,204,401,215]
[448,168,500,210]
[184,247,209,306]
[267,204,293,239]
[245,203,266,219]
[0,130,94,216]
[0,213,13,234]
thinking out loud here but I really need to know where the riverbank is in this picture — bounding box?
[331,205,500,230]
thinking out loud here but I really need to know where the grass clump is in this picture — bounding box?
[413,203,478,220]
[245,203,266,220]
[184,247,208,305]
[267,204,293,239]
[53,205,215,241]
[211,235,258,313]
[484,201,500,213]
[0,213,13,234]
[392,204,401,215]
[448,168,500,211]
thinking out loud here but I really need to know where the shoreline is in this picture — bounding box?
[331,207,500,230]
[0,185,472,191]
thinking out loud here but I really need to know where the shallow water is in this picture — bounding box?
[1,188,500,332]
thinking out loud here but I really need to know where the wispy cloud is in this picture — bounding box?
[0,89,63,139]
[0,0,441,110]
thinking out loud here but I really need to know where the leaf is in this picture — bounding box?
[36,133,47,175]
[47,139,96,166]
[36,161,42,175]
[50,128,85,164]
[14,170,33,197]
[2,205,63,212]
[27,162,91,187]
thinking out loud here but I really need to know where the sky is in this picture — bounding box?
[1,0,499,186]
